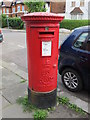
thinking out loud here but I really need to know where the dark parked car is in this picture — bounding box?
[58,26,90,92]
[0,29,3,43]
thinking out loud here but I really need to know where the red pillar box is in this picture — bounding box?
[21,12,64,109]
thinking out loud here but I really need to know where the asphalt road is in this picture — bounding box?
[1,29,89,104]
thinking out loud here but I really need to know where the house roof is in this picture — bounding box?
[2,0,12,7]
[16,0,24,4]
[70,7,83,14]
[4,2,12,7]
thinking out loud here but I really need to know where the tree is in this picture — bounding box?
[24,1,46,13]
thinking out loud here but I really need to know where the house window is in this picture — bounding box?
[7,8,9,13]
[13,8,15,13]
[78,14,83,20]
[22,5,24,11]
[71,14,77,20]
[71,1,76,7]
[0,9,2,14]
[17,6,20,12]
[3,8,5,13]
[80,0,84,7]
[71,14,83,20]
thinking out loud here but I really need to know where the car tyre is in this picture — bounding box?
[61,68,83,92]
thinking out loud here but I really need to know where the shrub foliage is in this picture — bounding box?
[1,14,24,29]
[24,1,46,13]
[60,19,89,30]
[8,17,24,29]
[1,14,7,28]
[1,14,89,30]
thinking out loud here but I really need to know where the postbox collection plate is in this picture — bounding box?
[42,41,52,57]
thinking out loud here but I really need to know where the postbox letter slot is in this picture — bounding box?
[39,32,54,35]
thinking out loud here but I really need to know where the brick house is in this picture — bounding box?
[44,0,66,15]
[0,1,12,17]
[0,0,27,17]
[12,0,27,17]
[0,0,66,18]
[51,1,66,14]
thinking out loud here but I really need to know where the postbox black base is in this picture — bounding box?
[28,88,57,109]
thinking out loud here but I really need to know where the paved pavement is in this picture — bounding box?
[0,29,89,119]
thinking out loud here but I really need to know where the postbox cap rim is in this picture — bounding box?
[21,12,64,22]
[23,12,64,17]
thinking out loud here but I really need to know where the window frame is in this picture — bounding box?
[85,33,90,52]
[22,5,24,11]
[0,9,2,14]
[3,8,5,13]
[7,8,9,13]
[71,1,76,7]
[80,0,84,7]
[73,32,89,50]
[13,7,15,13]
[17,6,20,12]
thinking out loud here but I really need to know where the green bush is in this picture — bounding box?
[1,14,7,28]
[8,17,24,29]
[1,14,24,29]
[60,19,90,30]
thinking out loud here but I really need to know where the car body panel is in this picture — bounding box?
[58,26,90,90]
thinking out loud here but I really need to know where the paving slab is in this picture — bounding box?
[48,105,88,118]
[0,66,2,90]
[0,60,28,80]
[0,93,2,111]
[2,96,11,109]
[2,67,25,89]
[2,82,27,104]
[2,103,33,118]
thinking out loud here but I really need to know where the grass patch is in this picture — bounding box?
[34,110,48,120]
[20,79,26,83]
[16,95,86,120]
[57,96,85,115]
[16,96,37,112]
[16,96,48,119]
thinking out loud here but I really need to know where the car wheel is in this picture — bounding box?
[61,68,83,92]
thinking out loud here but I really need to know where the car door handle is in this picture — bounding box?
[80,56,87,61]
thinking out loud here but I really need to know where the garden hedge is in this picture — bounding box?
[1,14,90,30]
[1,14,7,28]
[60,19,90,30]
[8,17,24,29]
[1,14,24,29]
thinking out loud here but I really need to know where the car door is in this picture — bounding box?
[85,34,90,89]
[73,32,89,86]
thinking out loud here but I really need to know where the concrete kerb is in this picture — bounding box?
[57,92,89,114]
[2,28,25,33]
[59,28,72,34]
[0,60,89,114]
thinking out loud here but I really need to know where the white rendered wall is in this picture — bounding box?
[65,0,89,19]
